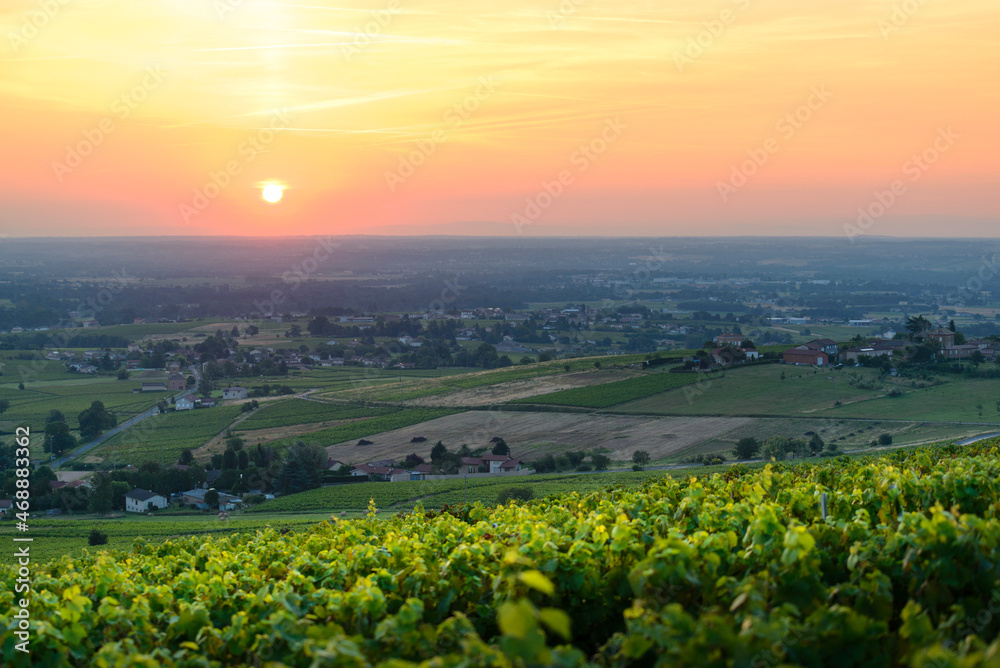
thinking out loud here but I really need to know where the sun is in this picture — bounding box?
[261,183,284,203]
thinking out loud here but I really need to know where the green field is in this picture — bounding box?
[0,357,82,383]
[0,379,158,433]
[514,367,706,408]
[0,513,329,564]
[614,363,1000,423]
[87,406,244,465]
[615,364,888,416]
[255,408,461,449]
[246,469,672,513]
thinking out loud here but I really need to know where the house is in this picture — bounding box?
[124,488,168,513]
[481,454,511,473]
[182,489,209,507]
[126,360,141,370]
[409,464,433,480]
[848,319,873,327]
[181,489,240,510]
[742,348,760,360]
[217,493,242,511]
[222,386,248,400]
[0,500,12,516]
[460,457,485,474]
[714,333,744,346]
[782,347,829,366]
[167,373,187,391]
[802,339,839,358]
[176,393,198,410]
[351,464,392,480]
[197,396,218,408]
[923,329,956,348]
[941,344,979,360]
[843,347,891,363]
[387,468,411,482]
[499,458,523,472]
[326,459,346,471]
[141,382,167,392]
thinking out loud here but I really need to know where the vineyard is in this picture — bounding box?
[515,368,710,408]
[4,440,1000,665]
[237,400,397,431]
[246,470,669,513]
[89,406,243,464]
[260,408,460,449]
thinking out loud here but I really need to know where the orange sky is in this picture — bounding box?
[0,0,997,237]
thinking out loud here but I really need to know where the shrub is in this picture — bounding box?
[88,529,108,546]
[497,487,534,504]
[878,433,893,446]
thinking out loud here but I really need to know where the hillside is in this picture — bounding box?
[4,441,1000,666]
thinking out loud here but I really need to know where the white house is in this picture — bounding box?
[176,393,198,410]
[124,488,168,513]
[222,386,248,400]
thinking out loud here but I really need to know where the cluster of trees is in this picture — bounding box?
[43,410,76,456]
[78,401,117,442]
[533,450,611,473]
[733,434,837,461]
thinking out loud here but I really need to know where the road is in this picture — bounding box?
[50,404,161,468]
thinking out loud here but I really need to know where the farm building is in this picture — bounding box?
[782,347,829,366]
[124,488,168,513]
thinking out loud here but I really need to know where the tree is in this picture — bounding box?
[222,448,237,470]
[905,315,932,338]
[88,474,114,514]
[808,434,825,456]
[592,454,611,470]
[237,450,249,470]
[430,441,448,462]
[878,433,893,446]
[179,448,194,465]
[88,529,109,546]
[632,450,651,470]
[43,421,76,456]
[204,489,220,509]
[116,368,131,380]
[403,453,425,468]
[45,409,65,424]
[198,377,214,396]
[110,481,130,511]
[276,441,327,495]
[246,324,259,337]
[733,437,761,460]
[761,436,790,461]
[78,401,117,441]
[491,439,511,456]
[0,399,9,415]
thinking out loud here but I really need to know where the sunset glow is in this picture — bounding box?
[262,184,284,204]
[0,0,997,237]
